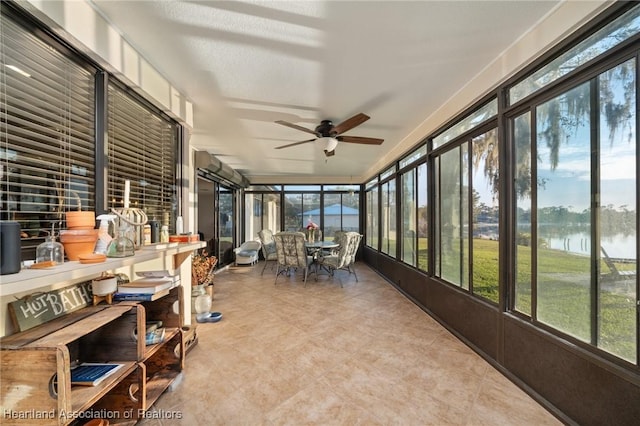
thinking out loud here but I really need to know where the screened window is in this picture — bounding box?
[244,192,281,240]
[435,145,469,288]
[513,58,637,363]
[433,100,497,149]
[434,127,499,302]
[1,9,95,248]
[401,162,429,270]
[416,163,428,272]
[284,191,320,231]
[366,186,378,248]
[107,84,177,231]
[381,178,396,256]
[470,129,499,302]
[399,145,427,169]
[322,192,360,239]
[401,169,416,266]
[380,165,396,181]
[509,5,640,105]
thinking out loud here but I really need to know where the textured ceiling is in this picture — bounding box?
[91,0,561,183]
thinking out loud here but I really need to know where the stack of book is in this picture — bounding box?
[143,320,165,345]
[113,271,179,301]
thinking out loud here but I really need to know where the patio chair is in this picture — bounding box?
[316,232,362,287]
[601,246,636,281]
[274,231,314,286]
[258,229,277,275]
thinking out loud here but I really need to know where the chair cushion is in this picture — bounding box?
[238,250,258,257]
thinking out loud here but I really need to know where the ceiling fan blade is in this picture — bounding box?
[333,113,370,135]
[274,138,316,150]
[275,120,318,136]
[337,135,384,145]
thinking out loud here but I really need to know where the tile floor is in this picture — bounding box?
[141,261,560,425]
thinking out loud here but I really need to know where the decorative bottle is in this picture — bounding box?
[36,233,65,265]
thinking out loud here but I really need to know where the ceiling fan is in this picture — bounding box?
[274,113,383,157]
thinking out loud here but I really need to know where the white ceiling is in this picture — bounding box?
[90,0,562,183]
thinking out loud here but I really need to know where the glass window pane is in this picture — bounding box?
[343,192,360,234]
[433,100,497,149]
[437,145,469,287]
[417,163,428,272]
[284,185,320,191]
[264,192,281,234]
[219,187,233,258]
[510,5,640,104]
[401,169,416,266]
[244,194,262,240]
[380,166,396,181]
[461,144,470,290]
[381,179,396,256]
[284,193,302,231]
[471,129,499,303]
[323,192,360,239]
[400,145,427,169]
[323,193,341,238]
[514,112,533,316]
[536,83,591,342]
[323,184,358,192]
[597,60,637,362]
[246,185,281,191]
[366,186,379,249]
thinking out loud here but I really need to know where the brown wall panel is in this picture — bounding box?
[425,279,498,358]
[503,318,640,425]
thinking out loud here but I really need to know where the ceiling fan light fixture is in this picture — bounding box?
[319,136,338,153]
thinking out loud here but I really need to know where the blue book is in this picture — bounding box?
[70,363,124,386]
[113,288,170,301]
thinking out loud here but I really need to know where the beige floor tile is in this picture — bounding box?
[140,261,558,425]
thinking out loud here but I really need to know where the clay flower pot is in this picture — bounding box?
[66,211,96,230]
[60,229,99,260]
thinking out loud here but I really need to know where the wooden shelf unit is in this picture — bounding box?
[0,243,204,425]
[1,304,144,425]
[1,296,185,425]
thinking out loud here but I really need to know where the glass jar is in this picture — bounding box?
[36,235,65,265]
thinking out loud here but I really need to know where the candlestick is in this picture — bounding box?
[124,180,130,209]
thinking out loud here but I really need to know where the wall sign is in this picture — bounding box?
[8,281,93,332]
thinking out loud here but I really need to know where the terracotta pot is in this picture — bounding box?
[60,229,99,260]
[66,211,96,230]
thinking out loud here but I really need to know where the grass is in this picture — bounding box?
[515,243,636,362]
[374,236,636,362]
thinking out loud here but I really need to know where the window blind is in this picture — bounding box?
[107,84,176,230]
[0,10,96,242]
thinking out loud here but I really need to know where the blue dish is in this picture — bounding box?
[196,311,222,323]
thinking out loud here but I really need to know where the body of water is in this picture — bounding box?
[543,231,636,260]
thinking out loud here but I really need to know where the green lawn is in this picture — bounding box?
[515,244,636,362]
[376,236,636,362]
